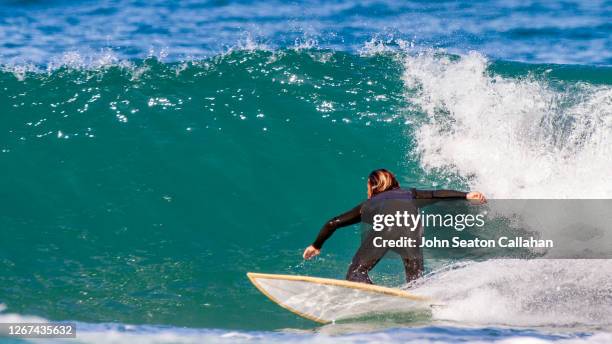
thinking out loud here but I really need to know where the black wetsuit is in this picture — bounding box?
[311,187,467,284]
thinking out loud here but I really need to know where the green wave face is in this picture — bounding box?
[1,49,611,329]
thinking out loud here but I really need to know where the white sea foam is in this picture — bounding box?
[402,52,612,256]
[412,260,612,329]
[402,51,612,199]
[402,52,612,331]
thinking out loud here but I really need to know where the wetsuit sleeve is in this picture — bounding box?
[414,189,468,199]
[413,189,467,207]
[312,203,362,249]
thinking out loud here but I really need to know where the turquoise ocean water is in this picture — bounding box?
[1,1,611,343]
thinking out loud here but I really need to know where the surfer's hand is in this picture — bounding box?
[466,191,487,204]
[303,245,320,260]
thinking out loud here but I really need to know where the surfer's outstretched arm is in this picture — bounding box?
[303,203,363,259]
[414,189,486,204]
[414,189,467,199]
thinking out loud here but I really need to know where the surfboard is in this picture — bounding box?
[246,272,432,324]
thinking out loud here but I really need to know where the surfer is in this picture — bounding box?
[303,169,486,284]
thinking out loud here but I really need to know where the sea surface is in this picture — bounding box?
[0,0,611,343]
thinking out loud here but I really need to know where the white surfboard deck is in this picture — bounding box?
[247,272,432,324]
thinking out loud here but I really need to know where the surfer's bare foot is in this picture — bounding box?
[303,245,320,260]
[467,191,487,204]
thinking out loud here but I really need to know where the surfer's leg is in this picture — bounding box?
[401,255,423,282]
[345,236,388,284]
[392,228,424,283]
[345,258,380,284]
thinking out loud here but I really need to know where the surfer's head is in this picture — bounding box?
[367,169,400,198]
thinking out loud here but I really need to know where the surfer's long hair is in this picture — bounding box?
[367,169,400,198]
